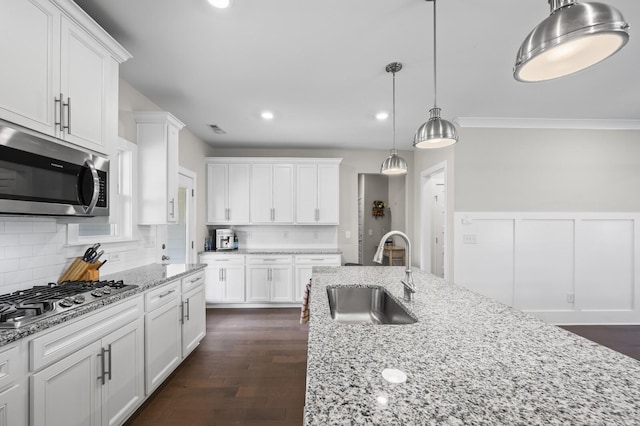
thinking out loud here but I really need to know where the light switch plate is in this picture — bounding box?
[345,231,351,239]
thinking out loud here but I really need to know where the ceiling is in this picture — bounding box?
[74,0,640,151]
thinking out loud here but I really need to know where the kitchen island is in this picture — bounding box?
[305,266,640,425]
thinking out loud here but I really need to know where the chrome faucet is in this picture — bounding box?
[373,230,416,302]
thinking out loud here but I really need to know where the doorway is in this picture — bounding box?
[420,162,447,279]
[167,167,197,264]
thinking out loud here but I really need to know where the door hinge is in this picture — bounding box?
[191,241,194,249]
[192,189,195,197]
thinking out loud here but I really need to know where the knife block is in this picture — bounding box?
[58,257,103,283]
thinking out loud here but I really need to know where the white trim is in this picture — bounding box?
[455,117,640,130]
[179,167,197,264]
[205,157,343,165]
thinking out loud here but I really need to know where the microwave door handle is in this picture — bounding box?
[83,159,100,214]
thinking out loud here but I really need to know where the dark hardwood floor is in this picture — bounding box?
[125,308,308,426]
[125,309,640,426]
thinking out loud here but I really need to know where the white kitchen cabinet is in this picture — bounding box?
[296,160,341,225]
[0,0,130,154]
[251,163,294,224]
[206,162,251,224]
[181,272,206,357]
[144,280,182,394]
[201,254,245,303]
[246,256,293,303]
[30,298,145,426]
[135,112,185,224]
[0,344,25,426]
[294,255,341,302]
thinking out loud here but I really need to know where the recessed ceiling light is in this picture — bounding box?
[261,111,274,120]
[375,112,389,121]
[208,0,231,9]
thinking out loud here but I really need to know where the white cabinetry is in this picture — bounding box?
[201,253,245,303]
[181,272,206,357]
[246,256,293,303]
[30,297,144,426]
[0,344,24,426]
[206,162,251,224]
[0,0,130,154]
[251,163,294,224]
[296,161,341,225]
[135,112,186,224]
[144,279,182,394]
[294,255,341,302]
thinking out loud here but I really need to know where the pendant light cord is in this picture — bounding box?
[392,69,397,150]
[432,0,438,108]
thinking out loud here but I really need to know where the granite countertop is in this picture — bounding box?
[0,263,206,346]
[199,248,342,256]
[305,266,640,425]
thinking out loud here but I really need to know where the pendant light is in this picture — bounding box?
[380,62,408,176]
[514,1,630,82]
[413,0,458,150]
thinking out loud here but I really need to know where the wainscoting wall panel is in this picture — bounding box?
[454,213,639,324]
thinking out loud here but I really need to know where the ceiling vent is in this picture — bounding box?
[208,124,226,134]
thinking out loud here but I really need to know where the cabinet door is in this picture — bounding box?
[224,266,246,302]
[0,384,25,426]
[296,164,318,224]
[228,164,250,223]
[246,266,270,302]
[166,123,180,223]
[31,341,102,426]
[273,164,294,223]
[0,0,60,136]
[317,163,340,224]
[250,164,273,223]
[205,265,225,303]
[182,285,206,357]
[101,318,144,426]
[270,266,293,302]
[59,16,113,153]
[207,164,228,224]
[294,265,314,302]
[145,301,182,395]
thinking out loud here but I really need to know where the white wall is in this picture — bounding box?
[212,148,414,264]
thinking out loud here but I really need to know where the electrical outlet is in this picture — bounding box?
[567,293,575,303]
[462,234,477,244]
[368,229,373,236]
[345,231,351,239]
[110,252,121,263]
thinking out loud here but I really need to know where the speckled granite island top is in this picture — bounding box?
[305,266,640,425]
[0,263,206,346]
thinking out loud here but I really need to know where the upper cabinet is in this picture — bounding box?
[251,163,294,224]
[206,162,251,225]
[135,112,185,225]
[206,158,341,226]
[0,0,131,154]
[296,160,341,225]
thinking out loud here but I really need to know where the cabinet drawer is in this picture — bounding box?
[246,255,292,265]
[294,255,341,265]
[30,296,143,371]
[0,344,19,391]
[200,254,245,265]
[145,280,180,312]
[182,271,205,293]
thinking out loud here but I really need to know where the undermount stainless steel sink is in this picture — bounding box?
[326,286,418,325]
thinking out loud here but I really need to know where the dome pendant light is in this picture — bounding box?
[413,0,458,150]
[514,1,630,82]
[381,62,408,176]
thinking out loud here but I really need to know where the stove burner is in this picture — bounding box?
[0,279,136,328]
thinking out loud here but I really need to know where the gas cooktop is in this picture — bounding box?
[0,280,137,329]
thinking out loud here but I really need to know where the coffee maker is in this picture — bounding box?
[216,229,234,250]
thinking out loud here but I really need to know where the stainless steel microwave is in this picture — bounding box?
[0,120,108,217]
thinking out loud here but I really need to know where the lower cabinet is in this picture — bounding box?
[293,255,341,302]
[181,272,206,357]
[144,280,182,395]
[0,344,24,426]
[246,256,293,303]
[0,383,23,426]
[201,253,245,303]
[30,298,145,426]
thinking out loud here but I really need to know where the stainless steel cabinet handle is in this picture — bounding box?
[64,97,71,133]
[105,344,112,381]
[159,289,176,298]
[315,208,320,222]
[97,347,106,385]
[180,302,184,324]
[218,268,222,281]
[185,298,190,321]
[54,94,63,132]
[169,198,175,218]
[189,277,201,283]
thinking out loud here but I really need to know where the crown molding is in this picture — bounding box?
[454,117,640,131]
